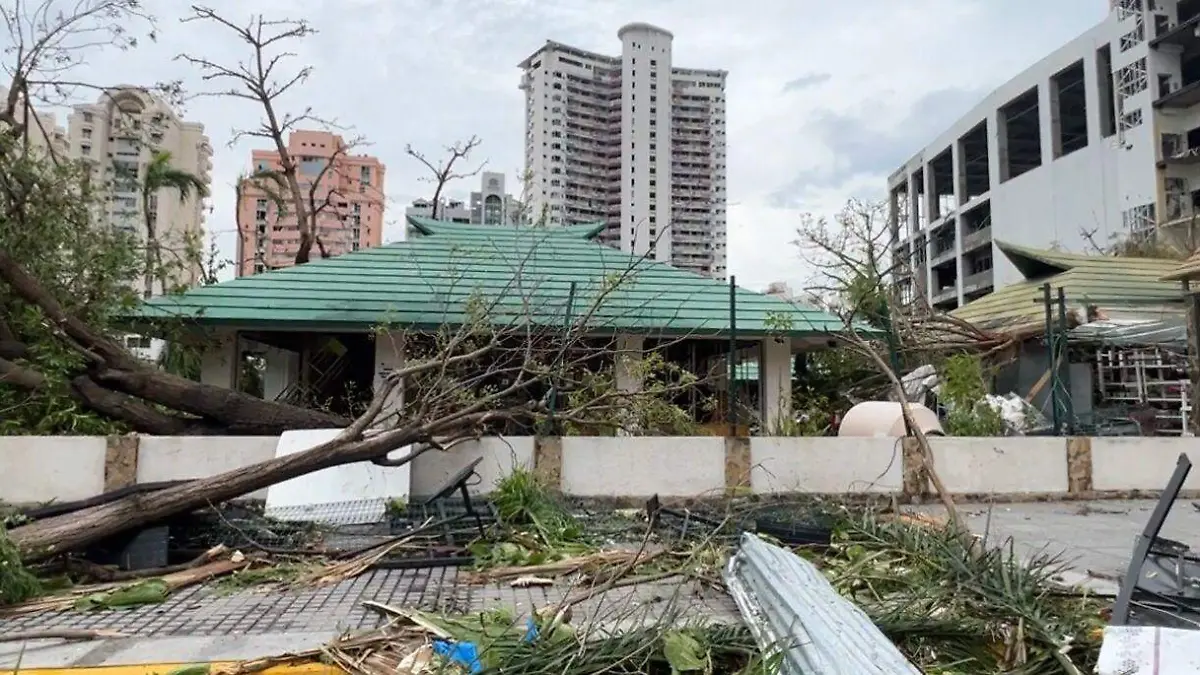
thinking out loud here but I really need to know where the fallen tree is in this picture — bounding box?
[0,1,707,561]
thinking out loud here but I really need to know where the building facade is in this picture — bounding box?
[519,23,728,279]
[236,130,386,276]
[887,0,1200,312]
[0,86,68,157]
[67,87,212,294]
[405,171,524,226]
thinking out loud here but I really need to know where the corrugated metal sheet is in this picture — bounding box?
[722,533,921,675]
[951,241,1183,336]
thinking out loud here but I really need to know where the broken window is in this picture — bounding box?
[889,181,910,241]
[928,149,954,221]
[913,168,927,228]
[999,87,1042,182]
[1051,60,1088,158]
[957,121,990,200]
[961,202,992,253]
[1097,45,1117,138]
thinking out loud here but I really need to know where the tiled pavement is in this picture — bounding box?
[3,499,1195,652]
[0,564,737,639]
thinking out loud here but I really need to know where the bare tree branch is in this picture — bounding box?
[406,135,485,218]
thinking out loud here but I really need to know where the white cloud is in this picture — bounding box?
[16,0,1104,291]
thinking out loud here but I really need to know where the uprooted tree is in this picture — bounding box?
[0,3,712,560]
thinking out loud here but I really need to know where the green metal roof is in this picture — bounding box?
[951,241,1184,335]
[132,217,853,338]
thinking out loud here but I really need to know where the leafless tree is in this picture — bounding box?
[406,135,485,219]
[178,5,373,265]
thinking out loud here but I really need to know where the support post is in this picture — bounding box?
[760,337,792,434]
[373,331,406,429]
[199,330,239,389]
[728,275,737,437]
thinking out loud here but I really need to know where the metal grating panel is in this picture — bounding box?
[264,498,389,526]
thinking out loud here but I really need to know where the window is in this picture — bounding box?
[82,112,93,123]
[82,128,92,139]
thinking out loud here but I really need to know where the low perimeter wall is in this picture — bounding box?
[1,434,1198,505]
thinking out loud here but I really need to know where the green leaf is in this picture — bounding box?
[663,631,710,675]
[73,579,169,611]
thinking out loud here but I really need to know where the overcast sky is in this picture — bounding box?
[39,0,1101,290]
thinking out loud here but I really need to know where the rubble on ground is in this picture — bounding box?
[3,464,1197,674]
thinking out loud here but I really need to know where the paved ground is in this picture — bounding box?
[2,499,1197,668]
[927,499,1200,579]
[0,566,735,668]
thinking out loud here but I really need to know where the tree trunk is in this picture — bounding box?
[142,199,156,300]
[93,368,349,433]
[10,428,428,560]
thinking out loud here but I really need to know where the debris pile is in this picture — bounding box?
[3,460,1198,675]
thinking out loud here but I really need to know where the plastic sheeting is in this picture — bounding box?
[263,428,411,524]
[723,533,921,675]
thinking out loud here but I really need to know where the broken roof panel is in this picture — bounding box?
[951,241,1184,336]
[131,217,857,338]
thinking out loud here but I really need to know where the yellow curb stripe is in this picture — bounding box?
[3,663,342,675]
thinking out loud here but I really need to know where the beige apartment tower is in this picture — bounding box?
[67,87,213,293]
[519,23,728,279]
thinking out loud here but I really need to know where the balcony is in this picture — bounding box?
[1155,80,1200,109]
[930,239,956,266]
[962,269,993,294]
[961,226,992,252]
[1160,135,1200,166]
[931,284,958,306]
[1151,13,1200,49]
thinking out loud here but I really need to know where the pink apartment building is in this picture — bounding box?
[236,130,386,276]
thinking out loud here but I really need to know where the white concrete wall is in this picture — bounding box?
[138,436,279,499]
[751,437,903,493]
[0,436,107,503]
[1091,437,1200,491]
[928,436,1069,494]
[561,436,726,497]
[410,437,535,497]
[8,434,1200,504]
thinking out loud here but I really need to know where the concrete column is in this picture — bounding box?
[373,331,406,428]
[614,334,645,394]
[262,347,300,401]
[199,330,238,389]
[614,334,645,436]
[760,337,792,433]
[906,170,919,236]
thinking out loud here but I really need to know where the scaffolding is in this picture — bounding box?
[1095,346,1191,435]
[1113,0,1144,23]
[1116,57,1148,143]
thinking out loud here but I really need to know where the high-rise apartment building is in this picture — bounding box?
[67,87,213,293]
[405,171,524,225]
[236,130,385,276]
[519,23,728,279]
[888,0,1200,311]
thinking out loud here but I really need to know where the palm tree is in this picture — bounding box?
[140,150,208,298]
